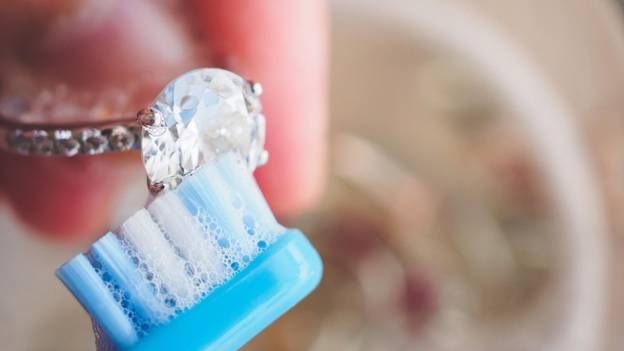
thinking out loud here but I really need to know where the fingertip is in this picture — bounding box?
[255,133,327,218]
[192,0,329,216]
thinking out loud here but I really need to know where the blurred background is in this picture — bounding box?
[2,0,624,350]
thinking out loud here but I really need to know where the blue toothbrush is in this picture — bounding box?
[56,151,323,350]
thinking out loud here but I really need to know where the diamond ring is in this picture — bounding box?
[0,68,268,193]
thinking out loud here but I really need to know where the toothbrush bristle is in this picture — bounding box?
[57,153,285,346]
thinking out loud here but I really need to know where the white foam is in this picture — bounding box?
[148,192,228,295]
[119,209,197,312]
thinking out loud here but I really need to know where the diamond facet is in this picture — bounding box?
[141,68,266,189]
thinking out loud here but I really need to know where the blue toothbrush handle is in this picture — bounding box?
[57,254,139,348]
[130,229,322,351]
[57,153,323,350]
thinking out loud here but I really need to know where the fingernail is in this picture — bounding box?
[34,0,196,89]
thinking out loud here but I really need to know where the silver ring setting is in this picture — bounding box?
[0,68,268,194]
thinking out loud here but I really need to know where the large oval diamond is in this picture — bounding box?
[141,68,266,189]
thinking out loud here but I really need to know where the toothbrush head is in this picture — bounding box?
[57,153,323,351]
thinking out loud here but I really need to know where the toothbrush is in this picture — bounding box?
[56,152,323,350]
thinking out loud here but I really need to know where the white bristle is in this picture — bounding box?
[148,191,228,293]
[216,153,278,228]
[119,209,197,311]
[184,163,255,258]
[88,154,287,332]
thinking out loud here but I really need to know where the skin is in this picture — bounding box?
[0,0,328,241]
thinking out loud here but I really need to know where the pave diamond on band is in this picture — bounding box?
[0,118,140,156]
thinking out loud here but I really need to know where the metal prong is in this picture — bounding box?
[137,108,158,127]
[249,81,263,96]
[137,108,165,136]
[147,179,165,194]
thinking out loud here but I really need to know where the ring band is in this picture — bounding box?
[0,116,140,156]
